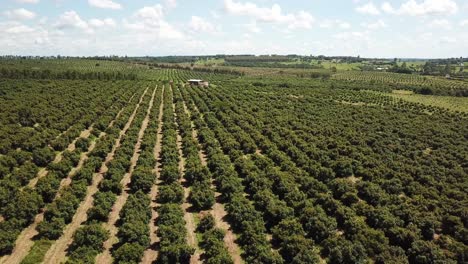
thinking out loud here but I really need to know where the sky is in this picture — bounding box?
[0,0,467,58]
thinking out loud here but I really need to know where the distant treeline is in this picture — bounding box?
[224,55,290,63]
[138,62,245,76]
[0,68,138,80]
[224,61,325,69]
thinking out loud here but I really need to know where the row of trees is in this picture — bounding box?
[0,79,134,187]
[200,87,388,262]
[146,63,245,76]
[194,81,467,263]
[42,88,144,263]
[111,86,160,263]
[0,85,139,256]
[65,86,153,263]
[173,87,215,211]
[156,84,194,263]
[173,84,236,263]
[331,71,468,96]
[180,87,285,263]
[0,68,137,80]
[189,87,335,263]
[197,214,234,264]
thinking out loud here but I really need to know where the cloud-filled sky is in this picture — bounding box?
[0,0,467,58]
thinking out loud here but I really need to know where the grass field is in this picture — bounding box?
[386,90,468,113]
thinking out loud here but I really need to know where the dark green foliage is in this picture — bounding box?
[130,168,154,193]
[157,182,184,204]
[37,217,65,239]
[117,221,150,247]
[407,240,450,264]
[201,229,234,264]
[32,147,54,167]
[300,204,337,243]
[87,191,116,221]
[160,165,180,183]
[69,224,109,252]
[0,223,21,254]
[66,246,99,264]
[189,181,215,210]
[1,60,467,263]
[157,203,194,263]
[197,214,215,233]
[324,237,367,264]
[75,137,90,152]
[113,243,146,264]
[3,189,43,220]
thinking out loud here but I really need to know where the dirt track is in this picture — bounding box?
[40,88,149,264]
[172,85,200,264]
[0,127,101,264]
[27,125,94,189]
[96,86,157,263]
[178,86,243,264]
[141,85,164,264]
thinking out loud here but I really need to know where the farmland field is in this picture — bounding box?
[0,58,467,264]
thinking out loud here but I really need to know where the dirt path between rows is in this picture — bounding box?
[0,93,138,264]
[1,130,109,264]
[96,86,157,264]
[172,85,200,264]
[40,88,149,264]
[179,87,243,264]
[141,85,165,264]
[27,125,94,189]
[29,92,138,189]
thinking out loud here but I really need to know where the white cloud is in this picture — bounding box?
[54,11,115,34]
[134,5,164,22]
[244,21,261,33]
[88,0,122,10]
[381,0,458,16]
[381,2,395,14]
[123,5,184,40]
[334,31,369,40]
[89,18,116,28]
[461,20,468,26]
[339,22,351,29]
[320,19,351,29]
[164,0,177,9]
[14,0,39,3]
[224,0,314,29]
[440,36,456,43]
[189,16,217,33]
[0,21,35,34]
[356,2,381,15]
[362,19,386,30]
[4,8,36,20]
[55,11,89,30]
[429,19,451,29]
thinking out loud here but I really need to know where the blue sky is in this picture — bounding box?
[0,0,467,58]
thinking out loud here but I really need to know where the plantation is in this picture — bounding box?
[0,58,467,264]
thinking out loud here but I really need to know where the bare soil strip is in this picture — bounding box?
[179,89,243,264]
[27,92,137,190]
[182,100,208,167]
[40,87,149,264]
[141,85,165,264]
[27,125,94,189]
[0,92,138,264]
[172,86,200,264]
[96,86,157,264]
[0,131,99,264]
